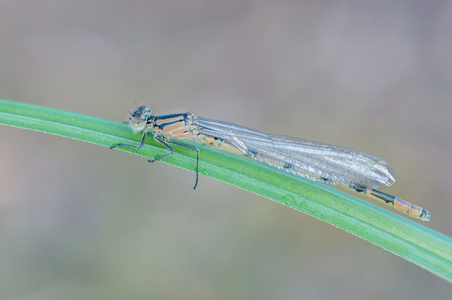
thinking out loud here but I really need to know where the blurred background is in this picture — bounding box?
[1,1,451,299]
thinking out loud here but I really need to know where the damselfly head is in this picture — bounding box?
[128,106,151,133]
[133,106,151,119]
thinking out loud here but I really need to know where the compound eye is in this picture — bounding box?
[136,106,151,118]
[141,106,151,114]
[129,116,146,133]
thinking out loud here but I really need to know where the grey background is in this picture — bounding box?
[1,1,451,299]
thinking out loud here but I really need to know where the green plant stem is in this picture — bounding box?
[1,99,451,282]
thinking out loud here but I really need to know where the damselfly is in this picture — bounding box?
[110,106,430,221]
